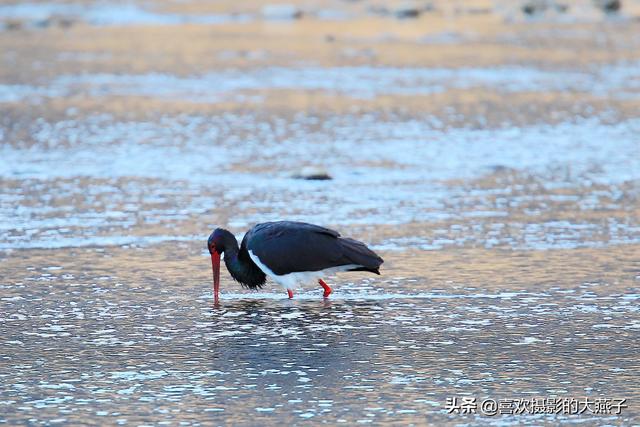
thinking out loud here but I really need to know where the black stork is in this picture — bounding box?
[207,221,383,302]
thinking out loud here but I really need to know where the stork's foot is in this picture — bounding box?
[287,289,294,299]
[319,279,332,298]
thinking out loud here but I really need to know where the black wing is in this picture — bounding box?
[244,221,383,276]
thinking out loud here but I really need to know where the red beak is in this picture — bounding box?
[211,252,220,303]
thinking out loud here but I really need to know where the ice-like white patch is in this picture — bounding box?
[39,383,75,390]
[279,311,304,319]
[0,3,251,28]
[110,370,167,381]
[514,336,541,345]
[1,111,639,250]
[1,62,639,102]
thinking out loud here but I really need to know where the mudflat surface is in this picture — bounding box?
[1,0,640,425]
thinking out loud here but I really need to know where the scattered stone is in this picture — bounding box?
[593,0,622,13]
[4,19,23,31]
[261,4,303,21]
[292,167,332,181]
[34,16,75,29]
[3,15,75,31]
[57,17,75,28]
[394,4,422,19]
[522,1,541,15]
[369,2,433,19]
[488,165,516,174]
[521,0,568,15]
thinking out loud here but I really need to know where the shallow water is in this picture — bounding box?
[1,264,639,425]
[1,241,639,425]
[1,0,640,424]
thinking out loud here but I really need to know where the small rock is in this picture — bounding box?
[394,5,421,19]
[521,0,569,16]
[593,0,621,13]
[292,167,332,181]
[521,0,543,15]
[4,19,23,31]
[34,16,74,29]
[262,4,303,21]
[57,18,75,28]
[395,2,435,19]
[369,2,433,19]
[488,165,515,174]
[521,0,568,15]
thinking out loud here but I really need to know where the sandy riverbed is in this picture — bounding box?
[1,0,640,424]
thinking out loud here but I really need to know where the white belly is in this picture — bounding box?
[248,249,359,290]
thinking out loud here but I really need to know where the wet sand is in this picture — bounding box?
[1,0,640,424]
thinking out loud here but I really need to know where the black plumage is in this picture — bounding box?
[244,221,383,276]
[208,221,383,291]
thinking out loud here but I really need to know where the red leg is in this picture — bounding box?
[287,289,294,299]
[319,279,332,298]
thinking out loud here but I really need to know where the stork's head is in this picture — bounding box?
[207,228,234,304]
